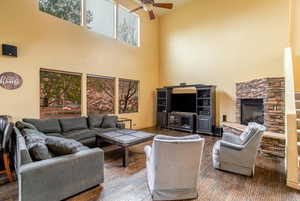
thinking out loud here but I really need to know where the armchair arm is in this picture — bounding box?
[144,145,152,160]
[220,140,245,151]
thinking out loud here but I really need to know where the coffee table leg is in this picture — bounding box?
[123,147,129,167]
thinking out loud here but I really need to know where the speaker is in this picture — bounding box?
[2,44,17,57]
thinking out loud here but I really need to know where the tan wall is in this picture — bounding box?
[0,0,159,129]
[159,0,289,125]
[292,0,300,91]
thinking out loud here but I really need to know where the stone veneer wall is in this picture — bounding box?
[236,77,285,133]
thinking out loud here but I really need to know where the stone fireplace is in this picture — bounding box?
[236,77,285,133]
[222,77,286,157]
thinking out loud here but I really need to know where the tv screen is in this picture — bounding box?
[171,93,196,113]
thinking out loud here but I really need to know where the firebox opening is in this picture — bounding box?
[241,99,264,126]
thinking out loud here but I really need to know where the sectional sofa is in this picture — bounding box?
[14,115,122,201]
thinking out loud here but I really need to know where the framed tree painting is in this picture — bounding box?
[40,69,82,119]
[87,75,115,115]
[119,78,139,113]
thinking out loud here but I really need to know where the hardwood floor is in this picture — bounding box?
[1,128,300,201]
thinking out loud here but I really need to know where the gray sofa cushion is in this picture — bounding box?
[88,115,105,128]
[29,143,52,161]
[23,118,61,134]
[92,128,118,133]
[45,133,64,138]
[79,137,97,147]
[63,129,98,141]
[22,128,47,140]
[46,136,89,155]
[59,117,88,132]
[15,121,37,131]
[22,129,52,161]
[102,116,117,129]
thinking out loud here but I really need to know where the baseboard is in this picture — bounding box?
[287,180,300,190]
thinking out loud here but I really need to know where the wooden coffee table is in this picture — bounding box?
[96,129,155,167]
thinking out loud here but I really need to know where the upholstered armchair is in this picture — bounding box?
[212,122,266,176]
[0,115,14,182]
[144,135,205,201]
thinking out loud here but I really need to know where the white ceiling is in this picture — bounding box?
[153,0,194,16]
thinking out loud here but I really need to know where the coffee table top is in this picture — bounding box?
[97,129,155,146]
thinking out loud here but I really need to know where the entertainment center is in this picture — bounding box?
[156,84,217,135]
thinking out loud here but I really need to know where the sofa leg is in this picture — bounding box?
[3,154,13,182]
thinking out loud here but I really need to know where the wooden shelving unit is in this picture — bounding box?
[196,86,216,135]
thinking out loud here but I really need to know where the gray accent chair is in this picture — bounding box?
[144,135,205,201]
[14,127,104,201]
[212,122,266,176]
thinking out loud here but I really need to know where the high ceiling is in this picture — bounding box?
[153,0,194,16]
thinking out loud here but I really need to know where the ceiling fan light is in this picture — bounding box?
[143,4,153,11]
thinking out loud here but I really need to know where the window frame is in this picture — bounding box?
[118,78,140,114]
[38,0,140,47]
[82,0,117,39]
[116,4,140,47]
[86,74,116,115]
[39,68,83,119]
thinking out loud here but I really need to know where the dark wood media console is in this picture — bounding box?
[168,112,196,133]
[156,84,216,136]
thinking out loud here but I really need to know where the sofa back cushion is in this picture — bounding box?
[102,115,117,129]
[23,118,61,134]
[88,115,105,128]
[59,117,88,132]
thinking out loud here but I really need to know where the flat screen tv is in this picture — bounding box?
[171,93,196,113]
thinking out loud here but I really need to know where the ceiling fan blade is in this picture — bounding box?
[130,6,143,13]
[153,3,173,9]
[149,10,156,20]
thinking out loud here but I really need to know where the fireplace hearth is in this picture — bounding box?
[241,99,264,125]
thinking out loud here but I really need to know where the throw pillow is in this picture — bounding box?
[88,115,105,128]
[29,143,52,161]
[46,136,89,155]
[102,115,118,129]
[23,129,52,161]
[16,121,37,131]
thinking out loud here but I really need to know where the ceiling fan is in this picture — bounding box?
[130,0,174,20]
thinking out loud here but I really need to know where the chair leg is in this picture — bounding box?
[3,154,13,182]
